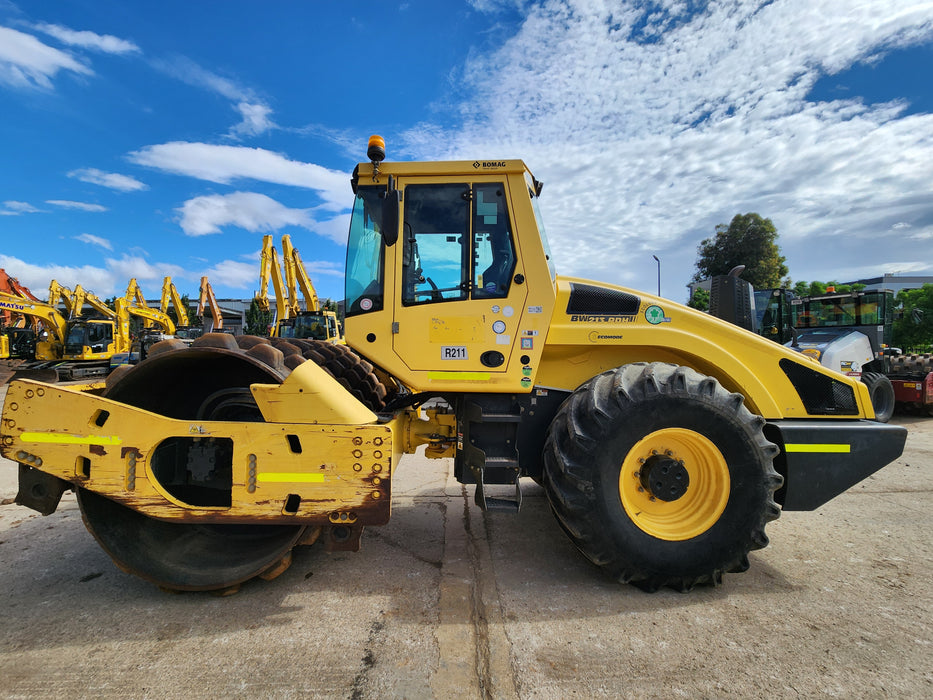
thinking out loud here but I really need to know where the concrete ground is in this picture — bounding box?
[0,389,930,699]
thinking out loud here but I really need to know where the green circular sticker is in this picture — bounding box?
[645,305,665,324]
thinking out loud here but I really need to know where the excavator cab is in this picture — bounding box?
[63,319,115,358]
[278,312,334,341]
[5,328,36,359]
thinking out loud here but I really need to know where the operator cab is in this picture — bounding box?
[65,319,113,356]
[344,137,557,392]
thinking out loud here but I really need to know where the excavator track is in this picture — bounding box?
[77,333,388,592]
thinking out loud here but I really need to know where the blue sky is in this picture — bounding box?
[1,0,932,305]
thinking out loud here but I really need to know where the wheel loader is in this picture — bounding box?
[0,137,907,593]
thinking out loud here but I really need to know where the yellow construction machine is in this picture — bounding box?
[0,292,67,365]
[255,234,289,336]
[16,281,177,380]
[0,272,49,361]
[279,235,341,343]
[1,137,907,593]
[255,235,340,341]
[197,276,223,333]
[161,277,202,340]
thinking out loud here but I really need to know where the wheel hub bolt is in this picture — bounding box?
[639,454,690,502]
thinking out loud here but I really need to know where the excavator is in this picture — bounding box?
[255,235,290,336]
[0,292,67,371]
[197,276,223,333]
[0,270,46,360]
[0,136,908,594]
[160,277,202,341]
[279,235,341,343]
[15,281,178,381]
[254,235,340,341]
[0,269,43,323]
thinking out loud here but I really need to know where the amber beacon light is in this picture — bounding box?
[367,135,386,163]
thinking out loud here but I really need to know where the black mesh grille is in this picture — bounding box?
[566,284,640,315]
[780,358,858,415]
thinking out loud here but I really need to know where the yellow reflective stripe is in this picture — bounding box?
[256,473,325,483]
[785,443,851,453]
[20,432,122,446]
[427,371,492,381]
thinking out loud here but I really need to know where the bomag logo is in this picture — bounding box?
[473,161,507,169]
[569,315,636,323]
[0,300,27,311]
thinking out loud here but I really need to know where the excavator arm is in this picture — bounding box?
[258,235,289,319]
[118,299,176,335]
[282,234,322,313]
[47,280,76,319]
[124,279,153,328]
[255,235,273,314]
[281,235,301,317]
[1,269,42,327]
[161,277,190,327]
[0,292,67,345]
[71,285,116,320]
[197,276,223,332]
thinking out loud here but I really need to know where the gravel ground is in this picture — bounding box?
[0,384,930,699]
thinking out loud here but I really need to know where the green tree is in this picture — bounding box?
[791,281,866,297]
[692,213,788,289]
[893,284,933,351]
[244,298,274,336]
[687,287,709,311]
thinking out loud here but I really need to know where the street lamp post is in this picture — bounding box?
[652,255,660,297]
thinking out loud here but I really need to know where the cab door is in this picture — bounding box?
[392,180,527,374]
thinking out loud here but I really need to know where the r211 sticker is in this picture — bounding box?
[441,346,468,360]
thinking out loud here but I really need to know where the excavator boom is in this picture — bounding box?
[197,276,223,332]
[161,277,191,327]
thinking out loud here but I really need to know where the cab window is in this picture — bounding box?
[472,184,514,299]
[402,182,516,305]
[345,186,385,316]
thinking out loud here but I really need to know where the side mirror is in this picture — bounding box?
[381,175,401,247]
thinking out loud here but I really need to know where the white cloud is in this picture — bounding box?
[204,259,258,290]
[405,0,933,295]
[31,23,140,55]
[68,168,148,192]
[152,56,276,138]
[154,56,248,102]
[129,142,347,210]
[1,200,40,214]
[0,253,184,298]
[175,191,314,236]
[467,0,527,13]
[74,233,113,250]
[48,200,108,212]
[106,254,184,284]
[301,259,345,278]
[312,212,351,245]
[230,101,275,138]
[0,25,91,89]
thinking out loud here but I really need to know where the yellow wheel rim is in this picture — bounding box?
[618,428,730,541]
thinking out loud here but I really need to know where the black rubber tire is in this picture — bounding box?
[542,363,783,592]
[861,372,895,423]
